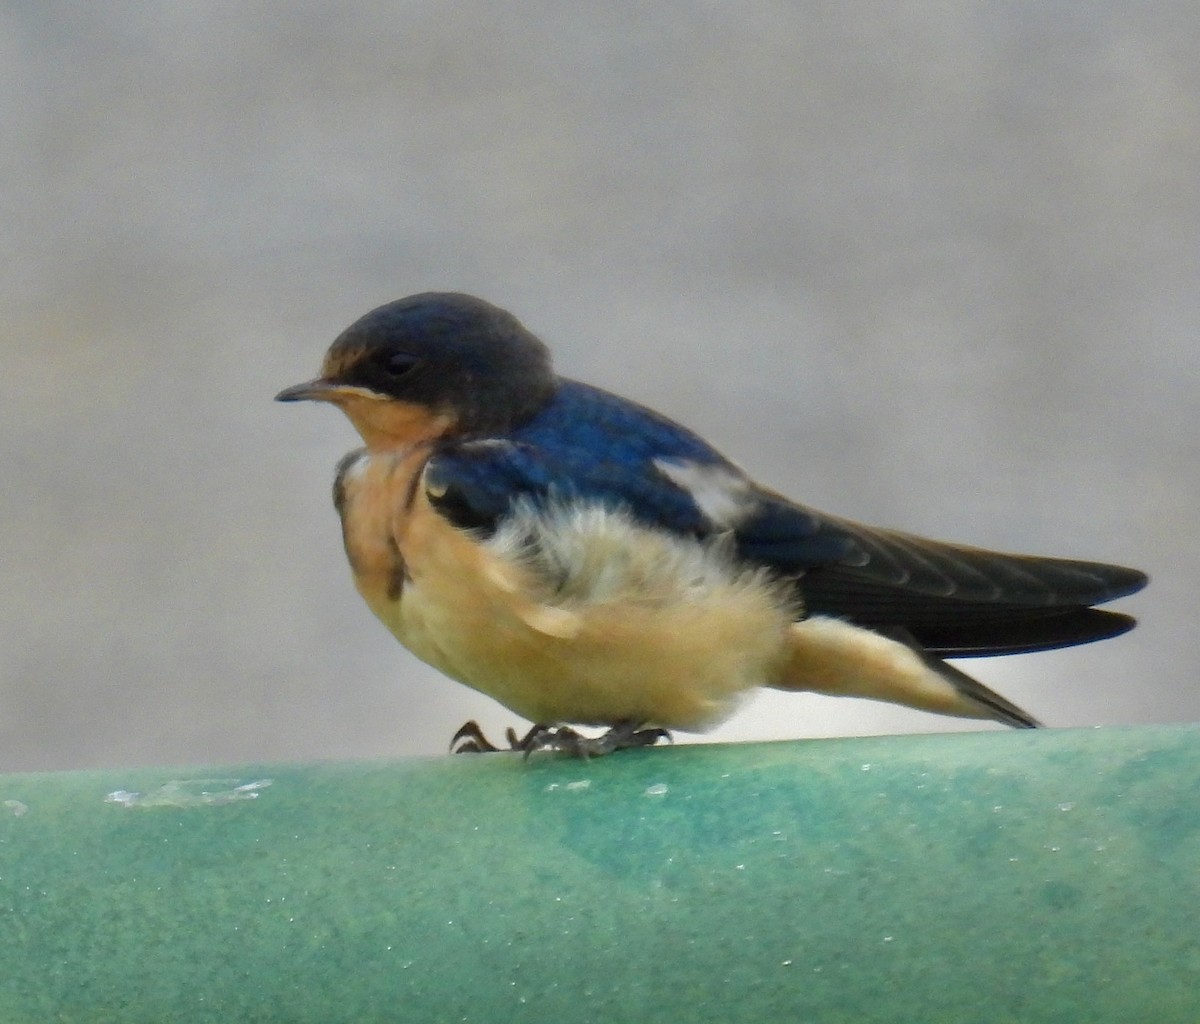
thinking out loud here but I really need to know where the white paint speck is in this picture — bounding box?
[104,778,272,809]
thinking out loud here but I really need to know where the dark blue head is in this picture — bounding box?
[277,293,557,440]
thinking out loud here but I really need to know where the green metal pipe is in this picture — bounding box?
[1,725,1197,1022]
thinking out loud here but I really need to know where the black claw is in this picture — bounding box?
[450,720,558,754]
[508,724,554,752]
[450,720,502,753]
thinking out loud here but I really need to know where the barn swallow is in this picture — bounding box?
[276,292,1147,756]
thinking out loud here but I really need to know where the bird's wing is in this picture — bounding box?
[788,513,1145,609]
[421,437,760,540]
[774,513,1147,654]
[424,378,860,563]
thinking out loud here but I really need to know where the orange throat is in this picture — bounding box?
[332,392,456,451]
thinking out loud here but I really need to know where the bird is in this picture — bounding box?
[276,292,1147,756]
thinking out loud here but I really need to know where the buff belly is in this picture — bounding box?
[365,498,798,731]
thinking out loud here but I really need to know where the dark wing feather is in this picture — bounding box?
[783,516,1147,655]
[426,379,738,535]
[424,437,713,536]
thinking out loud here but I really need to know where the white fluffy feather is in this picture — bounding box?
[485,498,796,613]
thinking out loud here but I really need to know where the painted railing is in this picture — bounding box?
[1,725,1197,1022]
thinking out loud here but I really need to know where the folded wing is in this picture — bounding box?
[423,380,1146,658]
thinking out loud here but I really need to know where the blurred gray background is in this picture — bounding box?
[3,4,1196,772]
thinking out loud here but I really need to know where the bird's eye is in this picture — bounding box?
[383,352,420,378]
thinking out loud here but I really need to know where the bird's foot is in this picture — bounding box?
[519,720,672,759]
[450,719,671,758]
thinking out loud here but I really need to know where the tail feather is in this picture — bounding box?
[909,607,1137,658]
[778,616,1040,728]
[909,646,1040,728]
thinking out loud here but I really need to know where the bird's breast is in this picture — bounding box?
[333,446,427,608]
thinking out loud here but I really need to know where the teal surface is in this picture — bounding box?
[1,726,1198,1022]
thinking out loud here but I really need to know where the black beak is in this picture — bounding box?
[274,378,339,402]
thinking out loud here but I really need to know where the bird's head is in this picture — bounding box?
[276,292,556,450]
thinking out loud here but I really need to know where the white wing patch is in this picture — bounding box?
[653,458,758,528]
